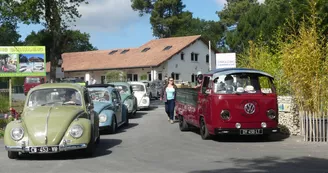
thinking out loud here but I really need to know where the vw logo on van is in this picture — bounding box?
[244,103,255,114]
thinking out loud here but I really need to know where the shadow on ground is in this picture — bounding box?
[129,112,148,119]
[16,139,122,161]
[189,156,328,173]
[100,123,139,135]
[188,127,289,143]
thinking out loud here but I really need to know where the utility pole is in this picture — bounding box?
[209,41,212,72]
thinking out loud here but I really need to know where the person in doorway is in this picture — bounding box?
[160,77,177,124]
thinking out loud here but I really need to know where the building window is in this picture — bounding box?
[141,47,151,52]
[148,73,151,81]
[175,73,180,80]
[195,53,199,62]
[127,74,132,81]
[158,73,162,80]
[101,76,105,84]
[133,74,138,81]
[163,45,172,51]
[191,52,194,61]
[206,54,209,63]
[121,49,130,54]
[181,52,184,60]
[109,50,118,55]
[191,74,195,83]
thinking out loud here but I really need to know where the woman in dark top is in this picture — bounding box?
[160,77,178,124]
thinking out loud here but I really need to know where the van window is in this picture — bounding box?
[26,77,41,84]
[213,73,276,94]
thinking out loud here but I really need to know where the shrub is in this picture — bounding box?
[0,96,9,113]
[105,70,127,83]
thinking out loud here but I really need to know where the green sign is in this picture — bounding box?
[0,46,46,77]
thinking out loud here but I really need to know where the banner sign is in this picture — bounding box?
[216,53,236,69]
[0,46,46,77]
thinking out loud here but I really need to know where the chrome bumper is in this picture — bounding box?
[5,143,87,153]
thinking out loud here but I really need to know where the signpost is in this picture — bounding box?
[215,53,236,69]
[0,46,46,110]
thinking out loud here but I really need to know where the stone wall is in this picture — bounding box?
[278,96,301,136]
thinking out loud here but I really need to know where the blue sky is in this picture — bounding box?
[17,0,226,50]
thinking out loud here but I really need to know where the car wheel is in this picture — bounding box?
[8,151,19,159]
[200,117,211,140]
[108,116,117,134]
[179,115,189,131]
[95,134,100,145]
[124,110,129,126]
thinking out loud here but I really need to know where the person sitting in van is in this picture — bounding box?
[224,75,235,93]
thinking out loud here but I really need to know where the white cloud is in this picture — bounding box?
[215,0,265,6]
[72,0,145,32]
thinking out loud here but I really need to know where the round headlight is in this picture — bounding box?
[11,127,24,141]
[99,114,107,123]
[267,109,276,120]
[69,125,84,138]
[142,99,147,104]
[220,110,231,120]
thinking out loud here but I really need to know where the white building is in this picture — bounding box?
[47,35,218,84]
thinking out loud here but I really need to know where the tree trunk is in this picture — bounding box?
[45,0,62,82]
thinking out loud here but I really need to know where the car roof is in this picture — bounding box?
[205,68,274,78]
[31,83,84,92]
[129,81,145,85]
[108,82,130,86]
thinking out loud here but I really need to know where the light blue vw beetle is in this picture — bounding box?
[86,84,129,134]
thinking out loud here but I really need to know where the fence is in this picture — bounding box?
[300,111,328,142]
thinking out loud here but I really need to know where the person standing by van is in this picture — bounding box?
[160,77,177,124]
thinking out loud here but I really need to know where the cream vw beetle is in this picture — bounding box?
[128,82,150,110]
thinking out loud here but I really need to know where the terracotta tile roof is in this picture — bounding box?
[46,35,217,72]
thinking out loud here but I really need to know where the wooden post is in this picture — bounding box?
[9,78,12,109]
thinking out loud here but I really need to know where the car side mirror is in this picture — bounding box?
[205,89,211,95]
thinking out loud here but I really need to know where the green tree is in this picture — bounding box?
[24,29,97,62]
[106,71,127,83]
[174,18,225,48]
[217,0,258,27]
[2,0,89,80]
[131,0,192,38]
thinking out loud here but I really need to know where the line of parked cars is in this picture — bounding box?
[3,80,164,159]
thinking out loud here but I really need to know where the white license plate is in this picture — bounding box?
[29,146,59,153]
[240,129,263,135]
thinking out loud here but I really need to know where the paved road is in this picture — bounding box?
[0,107,328,173]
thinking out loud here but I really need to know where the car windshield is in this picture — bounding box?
[87,88,111,102]
[113,85,130,94]
[27,88,82,107]
[131,84,145,92]
[212,73,276,94]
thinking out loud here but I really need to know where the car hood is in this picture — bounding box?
[22,106,85,146]
[94,102,113,113]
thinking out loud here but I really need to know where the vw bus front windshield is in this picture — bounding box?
[27,88,82,107]
[212,73,276,94]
